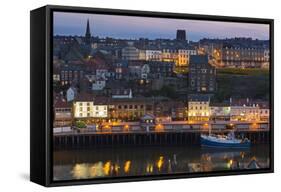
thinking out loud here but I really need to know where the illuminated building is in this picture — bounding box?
[138,49,162,61]
[162,48,178,65]
[188,94,210,121]
[221,46,269,68]
[140,114,156,131]
[198,38,270,68]
[109,98,154,120]
[73,94,108,119]
[210,105,231,121]
[178,48,197,66]
[230,105,260,121]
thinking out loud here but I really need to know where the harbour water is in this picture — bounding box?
[53,144,270,181]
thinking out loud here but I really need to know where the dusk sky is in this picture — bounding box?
[54,12,270,41]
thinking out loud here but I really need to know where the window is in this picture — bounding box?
[191,80,195,86]
[201,69,207,73]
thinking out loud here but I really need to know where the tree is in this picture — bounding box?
[75,121,86,129]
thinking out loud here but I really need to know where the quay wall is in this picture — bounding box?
[53,130,270,149]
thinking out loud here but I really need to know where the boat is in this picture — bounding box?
[201,131,251,148]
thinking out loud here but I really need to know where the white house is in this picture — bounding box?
[93,105,108,118]
[145,50,162,61]
[230,105,260,121]
[66,87,77,102]
[73,94,108,119]
[188,95,210,121]
[74,101,94,118]
[210,106,231,121]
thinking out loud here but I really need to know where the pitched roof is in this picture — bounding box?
[112,89,131,96]
[188,94,210,102]
[94,96,110,105]
[230,98,269,108]
[75,93,94,101]
[54,99,72,108]
[141,114,155,120]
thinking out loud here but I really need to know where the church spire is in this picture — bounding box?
[85,19,91,45]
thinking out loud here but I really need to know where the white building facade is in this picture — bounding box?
[230,105,260,121]
[73,101,108,119]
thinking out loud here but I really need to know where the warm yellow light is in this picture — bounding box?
[146,163,153,173]
[89,162,104,177]
[188,120,193,124]
[112,122,118,126]
[227,159,234,169]
[124,124,129,129]
[124,161,131,173]
[114,164,120,173]
[252,123,258,129]
[103,161,111,176]
[155,124,164,132]
[104,125,111,130]
[72,164,88,179]
[156,156,164,171]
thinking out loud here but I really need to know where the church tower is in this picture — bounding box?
[85,19,91,45]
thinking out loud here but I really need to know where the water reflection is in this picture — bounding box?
[53,145,270,181]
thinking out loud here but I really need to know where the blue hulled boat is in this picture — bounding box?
[201,132,251,149]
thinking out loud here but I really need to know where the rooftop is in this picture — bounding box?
[188,94,210,102]
[189,55,209,65]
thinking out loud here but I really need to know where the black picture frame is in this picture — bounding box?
[30,5,274,187]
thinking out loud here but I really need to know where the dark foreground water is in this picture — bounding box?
[53,144,270,181]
